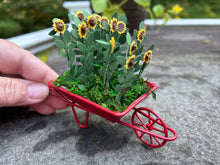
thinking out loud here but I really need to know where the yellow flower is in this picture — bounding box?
[87,15,97,29]
[117,21,126,34]
[75,11,85,20]
[109,37,115,53]
[110,18,118,32]
[143,50,152,63]
[95,14,101,22]
[126,55,135,70]
[172,5,183,13]
[78,22,87,38]
[129,41,138,55]
[137,28,146,42]
[99,16,109,29]
[53,19,66,34]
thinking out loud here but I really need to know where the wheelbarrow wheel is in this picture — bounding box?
[132,107,168,148]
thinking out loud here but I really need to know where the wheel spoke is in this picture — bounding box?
[151,126,166,133]
[135,113,148,130]
[153,136,161,146]
[134,122,143,127]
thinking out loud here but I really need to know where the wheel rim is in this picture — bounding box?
[132,108,168,148]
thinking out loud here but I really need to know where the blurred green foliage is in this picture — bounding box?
[0,0,220,38]
[0,0,69,38]
[152,0,220,18]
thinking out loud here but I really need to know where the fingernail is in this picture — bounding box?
[27,83,49,99]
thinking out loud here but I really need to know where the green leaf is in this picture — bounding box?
[118,35,126,44]
[91,0,107,13]
[152,4,165,17]
[73,16,81,27]
[147,44,154,51]
[68,14,74,21]
[117,56,126,65]
[134,0,150,7]
[52,18,58,23]
[55,40,66,49]
[126,32,131,45]
[78,84,85,90]
[102,22,110,31]
[96,40,111,49]
[120,46,128,52]
[49,29,56,36]
[76,41,86,52]
[133,29,138,38]
[63,30,71,43]
[111,12,118,19]
[71,29,79,39]
[139,21,145,30]
[118,75,124,83]
[109,62,118,70]
[60,51,66,58]
[119,14,127,24]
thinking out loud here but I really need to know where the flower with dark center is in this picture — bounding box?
[75,11,85,20]
[99,16,109,29]
[129,41,138,55]
[53,19,66,34]
[110,18,118,32]
[117,21,126,34]
[87,15,97,29]
[78,22,87,38]
[126,55,135,70]
[137,29,146,42]
[143,50,152,63]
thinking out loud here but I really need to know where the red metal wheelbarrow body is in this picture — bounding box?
[48,80,177,148]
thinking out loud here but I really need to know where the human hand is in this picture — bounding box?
[0,39,67,114]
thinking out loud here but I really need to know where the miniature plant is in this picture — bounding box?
[49,11,155,112]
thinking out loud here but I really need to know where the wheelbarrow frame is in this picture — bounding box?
[48,80,177,148]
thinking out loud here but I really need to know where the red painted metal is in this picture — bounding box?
[48,80,177,148]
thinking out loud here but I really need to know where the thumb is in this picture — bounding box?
[0,77,49,107]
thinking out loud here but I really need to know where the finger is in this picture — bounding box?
[0,77,49,107]
[43,93,68,110]
[0,39,58,84]
[31,102,56,115]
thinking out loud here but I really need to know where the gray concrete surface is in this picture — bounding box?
[0,26,220,165]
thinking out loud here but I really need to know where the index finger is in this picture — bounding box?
[0,39,58,84]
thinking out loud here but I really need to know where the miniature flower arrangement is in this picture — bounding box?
[49,11,155,112]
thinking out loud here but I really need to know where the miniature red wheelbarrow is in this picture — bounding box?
[48,81,177,148]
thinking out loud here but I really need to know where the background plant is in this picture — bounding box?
[50,11,155,111]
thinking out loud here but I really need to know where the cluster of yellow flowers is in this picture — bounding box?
[52,11,152,71]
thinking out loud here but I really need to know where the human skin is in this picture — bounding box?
[0,39,67,114]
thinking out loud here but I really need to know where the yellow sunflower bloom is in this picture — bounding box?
[53,19,66,34]
[117,21,126,34]
[78,22,87,38]
[87,15,97,29]
[129,41,138,55]
[109,37,115,53]
[110,18,118,32]
[99,16,109,29]
[137,28,146,42]
[126,55,135,70]
[75,11,85,20]
[143,50,152,63]
[95,14,101,22]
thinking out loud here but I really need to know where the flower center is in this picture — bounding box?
[118,23,125,32]
[89,17,96,26]
[78,13,84,20]
[81,24,87,35]
[140,31,145,40]
[112,20,117,31]
[55,22,64,31]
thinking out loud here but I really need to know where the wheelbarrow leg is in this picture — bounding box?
[71,105,89,128]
